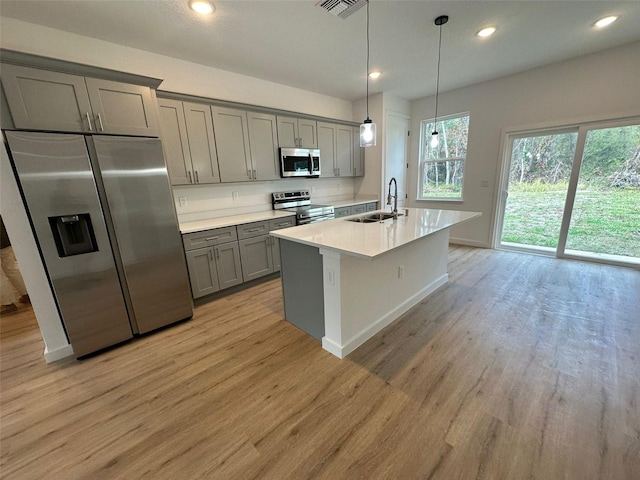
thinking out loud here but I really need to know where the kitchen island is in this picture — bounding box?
[270,207,481,358]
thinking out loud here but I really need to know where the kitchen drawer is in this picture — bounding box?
[182,226,237,251]
[334,207,352,218]
[269,217,295,231]
[352,204,366,215]
[237,220,270,239]
[366,202,378,212]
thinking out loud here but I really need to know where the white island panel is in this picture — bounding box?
[321,229,449,358]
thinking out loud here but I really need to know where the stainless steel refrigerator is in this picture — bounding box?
[5,131,193,357]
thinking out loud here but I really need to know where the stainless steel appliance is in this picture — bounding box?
[272,190,334,224]
[279,148,321,178]
[5,131,193,357]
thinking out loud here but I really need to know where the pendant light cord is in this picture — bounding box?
[434,21,443,129]
[366,0,370,119]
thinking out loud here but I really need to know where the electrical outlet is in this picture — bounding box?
[178,196,187,207]
[232,191,239,201]
[311,186,316,194]
[481,180,489,188]
[326,268,335,286]
[398,265,404,279]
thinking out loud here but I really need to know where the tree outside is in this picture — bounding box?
[502,124,640,259]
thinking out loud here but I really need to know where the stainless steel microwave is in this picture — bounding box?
[280,148,321,178]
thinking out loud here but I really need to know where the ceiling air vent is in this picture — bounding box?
[317,0,366,19]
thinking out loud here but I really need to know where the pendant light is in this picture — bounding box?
[430,15,448,149]
[360,0,376,147]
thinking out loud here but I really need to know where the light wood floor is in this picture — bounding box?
[1,247,639,479]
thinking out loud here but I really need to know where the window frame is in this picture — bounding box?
[417,112,470,202]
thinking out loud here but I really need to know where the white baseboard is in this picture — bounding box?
[449,237,489,248]
[323,273,448,359]
[44,344,74,363]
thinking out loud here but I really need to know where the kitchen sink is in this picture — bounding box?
[346,212,404,223]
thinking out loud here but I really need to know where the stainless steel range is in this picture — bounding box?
[272,190,334,225]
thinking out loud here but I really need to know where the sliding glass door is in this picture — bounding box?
[561,124,640,262]
[497,118,640,267]
[499,129,578,253]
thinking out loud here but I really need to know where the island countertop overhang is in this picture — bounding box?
[270,208,481,259]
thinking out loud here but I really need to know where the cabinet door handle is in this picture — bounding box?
[85,112,93,131]
[97,113,105,131]
[195,170,199,183]
[354,167,356,176]
[253,169,257,180]
[209,249,213,260]
[205,236,219,241]
[188,171,193,184]
[247,169,252,180]
[276,222,291,227]
[246,228,263,233]
[215,247,220,259]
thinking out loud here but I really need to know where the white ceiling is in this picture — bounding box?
[1,1,639,102]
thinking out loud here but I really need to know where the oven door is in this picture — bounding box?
[280,148,320,178]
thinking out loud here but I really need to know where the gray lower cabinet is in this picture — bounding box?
[238,235,273,282]
[158,98,220,185]
[237,220,274,281]
[1,63,158,136]
[184,242,243,299]
[183,226,242,298]
[334,206,352,218]
[214,242,244,289]
[185,247,220,298]
[352,204,367,215]
[268,217,295,271]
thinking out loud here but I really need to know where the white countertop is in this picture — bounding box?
[270,208,481,259]
[180,211,295,234]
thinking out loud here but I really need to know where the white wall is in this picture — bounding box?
[409,40,640,247]
[0,18,354,121]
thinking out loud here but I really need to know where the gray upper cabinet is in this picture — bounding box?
[247,112,279,181]
[353,127,364,177]
[158,98,193,185]
[183,102,220,184]
[317,122,336,178]
[276,115,317,148]
[213,106,279,183]
[1,64,157,136]
[85,78,158,136]
[317,122,356,177]
[212,106,253,183]
[336,125,354,177]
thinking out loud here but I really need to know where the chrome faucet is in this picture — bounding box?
[387,177,398,218]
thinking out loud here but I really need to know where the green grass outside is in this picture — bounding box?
[501,185,640,258]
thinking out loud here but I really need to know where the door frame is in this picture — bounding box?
[494,116,640,268]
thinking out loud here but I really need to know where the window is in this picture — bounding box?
[419,113,469,200]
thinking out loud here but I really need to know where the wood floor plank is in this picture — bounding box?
[1,247,638,479]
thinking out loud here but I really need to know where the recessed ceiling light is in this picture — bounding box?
[594,15,618,28]
[189,0,214,15]
[369,71,381,79]
[476,26,496,37]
